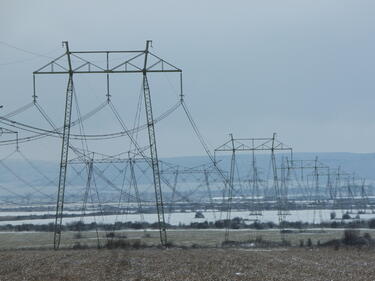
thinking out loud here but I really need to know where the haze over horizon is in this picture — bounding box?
[1,1,375,160]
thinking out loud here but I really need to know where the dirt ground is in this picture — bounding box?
[0,247,374,281]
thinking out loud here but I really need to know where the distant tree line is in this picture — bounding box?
[2,217,375,232]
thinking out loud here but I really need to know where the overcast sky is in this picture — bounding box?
[0,0,375,160]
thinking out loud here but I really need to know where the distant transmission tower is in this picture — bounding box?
[215,133,292,241]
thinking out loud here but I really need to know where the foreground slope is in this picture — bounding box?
[0,248,374,281]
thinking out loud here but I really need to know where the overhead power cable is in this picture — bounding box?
[0,101,181,145]
[0,41,60,66]
[1,102,34,118]
[18,150,57,186]
[0,159,54,200]
[0,41,55,58]
[181,100,228,184]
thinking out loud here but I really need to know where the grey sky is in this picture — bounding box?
[0,0,375,160]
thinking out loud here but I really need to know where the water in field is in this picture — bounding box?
[0,208,374,226]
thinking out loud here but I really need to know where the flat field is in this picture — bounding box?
[1,228,375,249]
[1,229,374,280]
[0,247,374,281]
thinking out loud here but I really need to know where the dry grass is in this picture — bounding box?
[2,228,375,249]
[0,247,375,280]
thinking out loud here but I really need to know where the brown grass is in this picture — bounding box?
[3,228,375,249]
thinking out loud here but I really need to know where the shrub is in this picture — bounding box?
[364,232,372,240]
[281,239,291,247]
[253,221,264,229]
[307,238,312,247]
[105,239,131,249]
[342,229,360,245]
[214,220,225,228]
[143,233,152,238]
[73,232,83,239]
[105,239,144,249]
[255,235,263,243]
[165,241,175,248]
[320,238,341,249]
[342,212,351,220]
[72,242,88,249]
[299,239,304,247]
[106,232,116,238]
[221,240,237,248]
[368,219,375,228]
[132,240,142,249]
[330,221,339,228]
[280,229,293,234]
[330,212,336,220]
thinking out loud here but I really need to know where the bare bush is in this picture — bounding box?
[343,229,360,245]
[72,242,89,250]
[73,232,83,239]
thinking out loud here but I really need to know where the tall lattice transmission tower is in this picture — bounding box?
[33,41,182,249]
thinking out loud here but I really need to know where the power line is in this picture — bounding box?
[0,41,55,58]
[0,41,59,66]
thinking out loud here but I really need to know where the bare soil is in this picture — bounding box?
[0,247,374,281]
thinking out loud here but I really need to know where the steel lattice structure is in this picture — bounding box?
[33,41,182,249]
[215,133,293,240]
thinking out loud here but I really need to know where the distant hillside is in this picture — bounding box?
[163,152,375,180]
[0,152,374,200]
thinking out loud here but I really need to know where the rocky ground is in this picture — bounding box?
[0,247,374,281]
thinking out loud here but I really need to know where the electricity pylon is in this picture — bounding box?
[33,40,182,248]
[215,133,293,240]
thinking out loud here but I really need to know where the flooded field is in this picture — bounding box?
[0,208,374,226]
